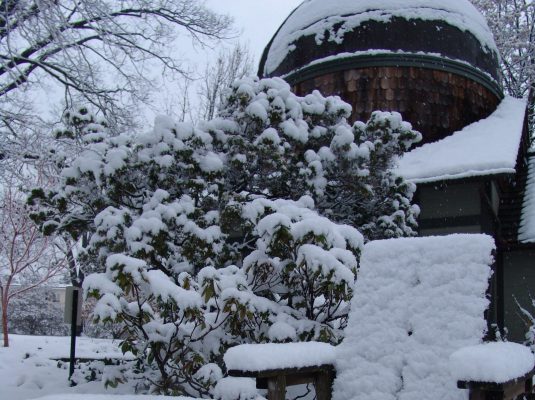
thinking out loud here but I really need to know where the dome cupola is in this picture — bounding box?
[259,0,504,144]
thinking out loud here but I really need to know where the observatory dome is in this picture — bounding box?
[259,0,504,144]
[259,0,501,97]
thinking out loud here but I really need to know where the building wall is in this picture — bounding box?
[416,181,486,236]
[293,67,500,145]
[502,248,535,343]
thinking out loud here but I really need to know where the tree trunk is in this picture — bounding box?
[2,299,8,347]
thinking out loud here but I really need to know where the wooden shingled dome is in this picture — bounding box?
[259,0,504,144]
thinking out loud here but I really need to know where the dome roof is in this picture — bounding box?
[259,0,502,96]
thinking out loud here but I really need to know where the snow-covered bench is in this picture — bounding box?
[225,342,336,400]
[224,235,535,400]
[452,342,535,400]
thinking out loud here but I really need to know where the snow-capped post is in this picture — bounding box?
[451,342,535,400]
[64,286,82,382]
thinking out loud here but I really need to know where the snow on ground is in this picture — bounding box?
[396,96,527,183]
[32,396,196,400]
[224,342,336,372]
[0,335,135,400]
[519,155,535,243]
[333,234,495,400]
[450,342,534,384]
[263,0,497,75]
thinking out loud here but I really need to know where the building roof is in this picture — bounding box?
[259,0,501,95]
[396,96,527,184]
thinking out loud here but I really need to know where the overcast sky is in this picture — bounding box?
[47,1,306,125]
[201,0,303,67]
[147,0,304,121]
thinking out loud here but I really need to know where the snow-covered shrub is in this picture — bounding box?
[238,196,362,343]
[82,297,124,339]
[29,77,421,395]
[211,77,421,242]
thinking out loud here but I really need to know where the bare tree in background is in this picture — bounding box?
[473,0,534,98]
[1,182,67,347]
[473,0,534,140]
[0,0,232,167]
[198,43,253,120]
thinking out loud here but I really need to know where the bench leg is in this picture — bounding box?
[315,371,334,400]
[267,375,286,400]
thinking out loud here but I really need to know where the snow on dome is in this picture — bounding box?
[262,0,499,77]
[396,96,527,183]
[450,342,534,384]
[333,234,495,400]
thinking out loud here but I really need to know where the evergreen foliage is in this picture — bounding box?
[29,77,421,395]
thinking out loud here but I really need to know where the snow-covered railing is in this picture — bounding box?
[451,342,535,400]
[224,342,336,400]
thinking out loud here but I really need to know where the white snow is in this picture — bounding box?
[197,151,224,173]
[224,342,336,372]
[396,97,527,183]
[33,396,196,400]
[213,377,263,400]
[264,0,498,75]
[333,234,495,400]
[144,269,202,309]
[267,321,298,341]
[0,335,136,400]
[450,342,534,384]
[519,156,535,243]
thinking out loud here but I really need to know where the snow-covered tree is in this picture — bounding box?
[198,44,254,121]
[30,112,239,394]
[238,197,362,343]
[472,0,535,138]
[2,286,69,336]
[31,77,420,394]
[211,77,421,242]
[472,0,535,98]
[0,0,232,136]
[1,183,67,347]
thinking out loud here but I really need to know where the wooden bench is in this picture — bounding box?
[457,368,535,400]
[228,364,335,400]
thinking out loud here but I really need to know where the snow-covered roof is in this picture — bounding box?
[396,96,527,183]
[519,155,535,243]
[263,0,498,76]
[333,234,495,400]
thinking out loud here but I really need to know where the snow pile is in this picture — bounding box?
[213,377,264,400]
[450,342,534,383]
[519,155,535,243]
[333,234,495,400]
[396,97,527,183]
[264,0,497,75]
[224,342,336,372]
